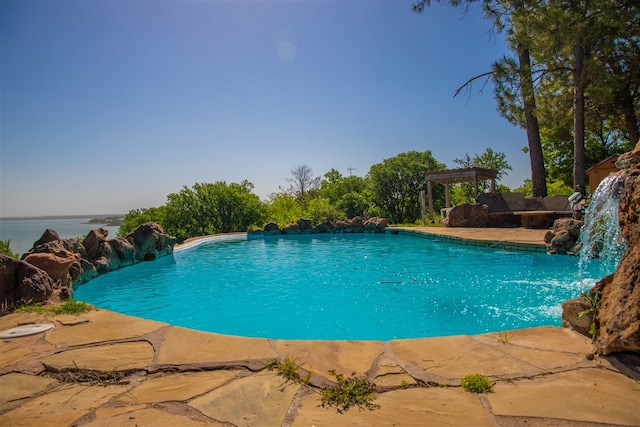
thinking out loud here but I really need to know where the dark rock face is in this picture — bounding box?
[0,255,54,311]
[446,204,491,227]
[126,222,176,261]
[476,193,510,212]
[545,218,584,255]
[591,167,640,355]
[264,222,281,235]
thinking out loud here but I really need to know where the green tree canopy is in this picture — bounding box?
[368,150,445,224]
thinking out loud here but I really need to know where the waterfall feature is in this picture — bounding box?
[578,174,627,278]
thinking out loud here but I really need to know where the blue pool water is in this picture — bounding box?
[74,233,599,340]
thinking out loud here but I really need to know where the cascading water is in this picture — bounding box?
[578,174,627,278]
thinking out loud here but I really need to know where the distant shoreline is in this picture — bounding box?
[0,214,124,221]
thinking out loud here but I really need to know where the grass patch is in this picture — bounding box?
[19,299,93,316]
[320,370,380,413]
[461,374,493,394]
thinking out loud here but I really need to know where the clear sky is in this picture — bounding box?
[1,0,530,218]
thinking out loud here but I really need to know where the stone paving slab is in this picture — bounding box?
[292,386,494,426]
[0,372,56,412]
[83,407,219,426]
[0,341,33,368]
[273,339,385,378]
[0,383,127,427]
[488,367,640,426]
[118,370,241,404]
[45,310,166,347]
[40,341,155,371]
[189,371,300,427]
[156,325,276,366]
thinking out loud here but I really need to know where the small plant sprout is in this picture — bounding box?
[497,331,513,344]
[578,290,599,341]
[320,370,380,413]
[266,355,312,390]
[460,374,493,394]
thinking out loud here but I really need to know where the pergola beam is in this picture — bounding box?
[424,167,498,221]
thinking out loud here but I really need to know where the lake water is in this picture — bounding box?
[74,233,599,340]
[0,218,120,256]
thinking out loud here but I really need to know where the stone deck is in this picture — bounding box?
[1,227,639,426]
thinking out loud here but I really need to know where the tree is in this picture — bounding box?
[368,150,445,224]
[413,0,549,197]
[452,147,512,202]
[118,206,167,237]
[319,169,374,218]
[163,181,265,242]
[286,164,321,200]
[265,192,305,227]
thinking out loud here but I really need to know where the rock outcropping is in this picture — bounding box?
[0,222,175,312]
[591,165,640,355]
[0,255,55,310]
[563,139,640,355]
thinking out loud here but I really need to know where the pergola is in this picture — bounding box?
[423,167,498,221]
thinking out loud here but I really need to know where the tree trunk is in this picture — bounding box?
[518,46,547,197]
[573,36,587,189]
[617,84,640,145]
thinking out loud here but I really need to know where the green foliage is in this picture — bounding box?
[460,374,493,394]
[163,181,266,242]
[305,197,346,224]
[320,170,374,218]
[0,239,19,259]
[118,206,167,237]
[266,356,312,390]
[265,192,305,227]
[369,150,445,224]
[19,299,93,315]
[512,178,573,198]
[320,370,380,414]
[453,147,513,196]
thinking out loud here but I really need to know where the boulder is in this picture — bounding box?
[351,216,364,231]
[315,222,335,233]
[0,254,54,311]
[297,218,313,231]
[476,193,509,212]
[126,222,176,261]
[545,218,583,254]
[264,222,281,235]
[31,229,61,248]
[446,204,490,227]
[364,217,388,232]
[282,222,301,234]
[109,237,136,267]
[83,228,109,260]
[22,246,78,286]
[335,219,353,233]
[592,167,640,355]
[562,297,594,338]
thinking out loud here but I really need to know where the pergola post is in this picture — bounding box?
[427,180,434,222]
[473,173,479,198]
[444,184,450,208]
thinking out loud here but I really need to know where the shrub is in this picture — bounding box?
[461,374,493,394]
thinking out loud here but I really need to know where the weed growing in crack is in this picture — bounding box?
[460,374,493,394]
[320,370,380,413]
[266,356,312,390]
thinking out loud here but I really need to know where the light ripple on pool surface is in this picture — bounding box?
[73,233,599,340]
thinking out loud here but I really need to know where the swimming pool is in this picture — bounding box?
[73,233,598,340]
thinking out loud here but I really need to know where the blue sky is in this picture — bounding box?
[1,0,529,217]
